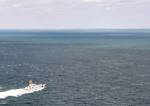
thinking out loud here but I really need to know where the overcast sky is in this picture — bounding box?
[0,0,150,29]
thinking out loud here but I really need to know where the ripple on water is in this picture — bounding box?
[0,100,8,105]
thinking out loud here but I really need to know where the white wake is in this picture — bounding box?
[0,84,46,99]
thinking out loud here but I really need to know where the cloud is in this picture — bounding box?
[0,0,149,29]
[0,0,149,10]
[0,0,50,7]
[82,0,150,6]
[0,0,149,13]
[0,0,149,5]
[0,0,81,13]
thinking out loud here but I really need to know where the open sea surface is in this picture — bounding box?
[0,30,150,106]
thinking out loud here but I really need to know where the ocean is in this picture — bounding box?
[0,30,150,106]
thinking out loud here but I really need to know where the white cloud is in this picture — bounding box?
[82,0,150,6]
[0,0,149,9]
[0,0,149,29]
[0,0,81,12]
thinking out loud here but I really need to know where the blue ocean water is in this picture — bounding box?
[0,30,150,106]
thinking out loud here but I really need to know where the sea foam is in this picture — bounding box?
[0,84,46,99]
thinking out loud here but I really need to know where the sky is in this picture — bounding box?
[0,0,150,29]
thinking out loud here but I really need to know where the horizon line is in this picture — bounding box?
[0,28,150,31]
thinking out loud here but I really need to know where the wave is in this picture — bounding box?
[0,84,46,99]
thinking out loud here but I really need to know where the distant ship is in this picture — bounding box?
[24,80,46,91]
